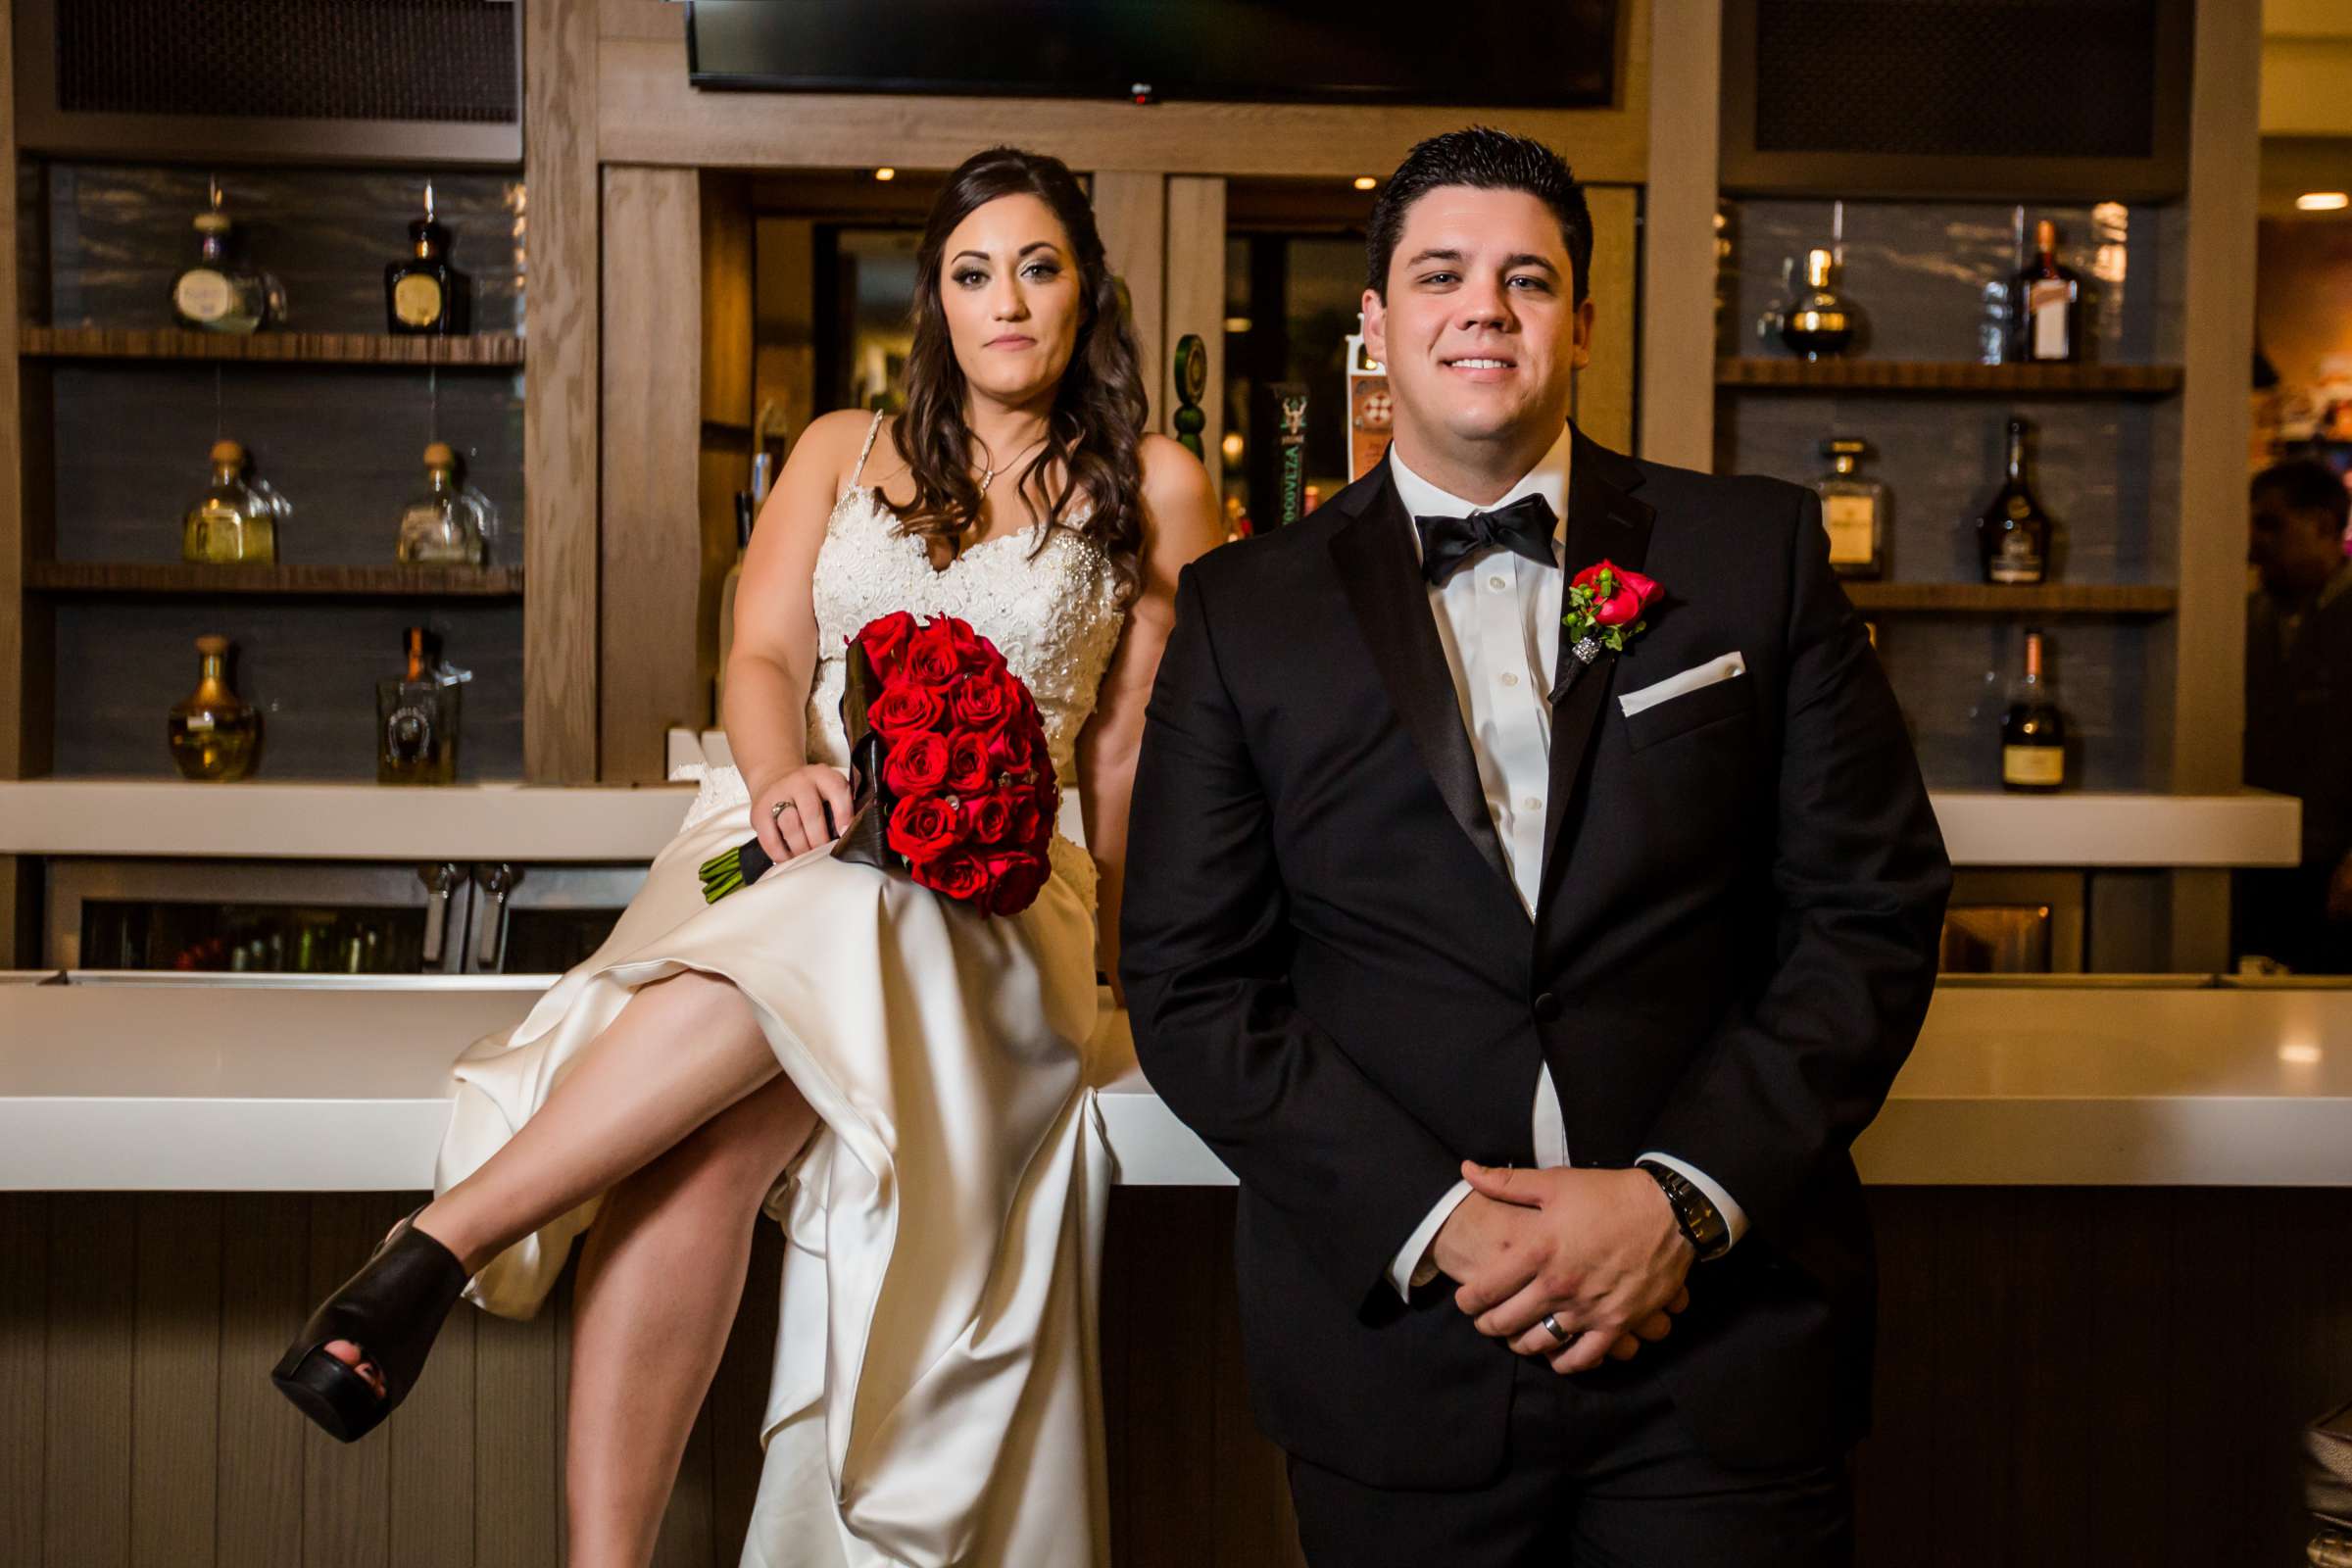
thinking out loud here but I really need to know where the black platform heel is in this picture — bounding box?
[270,1207,469,1443]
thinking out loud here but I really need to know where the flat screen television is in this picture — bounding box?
[685,1,1620,109]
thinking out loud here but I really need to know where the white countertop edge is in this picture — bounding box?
[0,778,2302,868]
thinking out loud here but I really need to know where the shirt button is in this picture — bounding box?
[1522,796,1543,812]
[1534,992,1562,1023]
[1499,671,1519,687]
[1488,575,1507,591]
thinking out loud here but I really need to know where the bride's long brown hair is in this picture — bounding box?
[886,147,1147,605]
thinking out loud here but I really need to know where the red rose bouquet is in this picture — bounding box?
[698,612,1058,917]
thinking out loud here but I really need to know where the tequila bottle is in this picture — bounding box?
[167,635,261,781]
[377,627,463,785]
[169,183,283,334]
[180,440,282,564]
[394,442,490,564]
[385,182,472,335]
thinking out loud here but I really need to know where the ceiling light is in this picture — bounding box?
[2297,191,2348,211]
[1353,176,1378,191]
[873,167,898,182]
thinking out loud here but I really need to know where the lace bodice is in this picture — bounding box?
[805,422,1128,786]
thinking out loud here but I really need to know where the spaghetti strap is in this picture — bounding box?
[846,410,886,495]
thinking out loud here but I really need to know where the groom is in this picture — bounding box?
[1120,128,1950,1563]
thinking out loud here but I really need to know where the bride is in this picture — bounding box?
[270,145,1218,1567]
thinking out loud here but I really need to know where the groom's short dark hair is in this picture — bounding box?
[1365,127,1592,306]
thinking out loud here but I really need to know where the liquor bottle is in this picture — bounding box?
[1999,629,2067,791]
[377,627,463,785]
[1976,418,2052,586]
[180,440,282,564]
[167,635,261,781]
[394,442,490,564]
[170,182,282,334]
[1777,248,1857,361]
[1813,436,1886,578]
[385,182,472,336]
[2010,219,2082,365]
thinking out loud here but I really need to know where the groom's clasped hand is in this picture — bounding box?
[1432,1161,1694,1376]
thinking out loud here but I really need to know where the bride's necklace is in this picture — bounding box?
[972,430,1048,501]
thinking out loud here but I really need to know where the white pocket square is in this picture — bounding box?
[1617,652,1746,717]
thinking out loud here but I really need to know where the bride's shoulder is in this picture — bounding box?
[798,408,890,489]
[1135,433,1219,547]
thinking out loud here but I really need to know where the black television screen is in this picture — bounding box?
[685,1,1620,109]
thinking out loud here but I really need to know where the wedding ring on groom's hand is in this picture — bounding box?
[1541,1312,1576,1347]
[770,800,796,820]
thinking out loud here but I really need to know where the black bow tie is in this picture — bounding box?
[1413,493,1560,587]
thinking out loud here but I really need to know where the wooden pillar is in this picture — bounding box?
[1162,175,1227,493]
[522,0,602,783]
[1578,184,1641,455]
[2169,0,2264,968]
[599,167,705,785]
[1092,172,1167,432]
[1638,0,1722,470]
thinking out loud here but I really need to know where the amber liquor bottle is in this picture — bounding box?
[385,183,471,336]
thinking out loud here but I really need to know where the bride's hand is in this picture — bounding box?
[750,765,856,861]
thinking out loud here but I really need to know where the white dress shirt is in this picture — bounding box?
[1383,432,1749,1298]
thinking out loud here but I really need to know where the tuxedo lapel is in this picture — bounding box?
[1329,469,1522,911]
[1538,428,1655,915]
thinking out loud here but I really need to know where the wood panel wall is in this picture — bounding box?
[521,0,602,785]
[597,168,706,786]
[5,1185,2346,1566]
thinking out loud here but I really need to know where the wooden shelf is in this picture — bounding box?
[19,327,525,368]
[1717,360,2183,396]
[25,563,524,599]
[1844,582,2177,614]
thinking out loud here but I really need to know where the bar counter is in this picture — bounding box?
[4,971,2350,1192]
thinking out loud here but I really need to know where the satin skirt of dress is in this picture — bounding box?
[433,766,1113,1567]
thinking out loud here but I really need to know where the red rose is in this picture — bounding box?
[881,731,951,794]
[943,618,1007,675]
[1010,791,1046,845]
[912,847,990,902]
[906,619,965,686]
[1571,560,1662,629]
[856,612,919,678]
[945,732,995,793]
[886,792,961,861]
[951,678,1014,735]
[982,850,1050,916]
[989,721,1035,775]
[869,683,947,740]
[967,790,1017,844]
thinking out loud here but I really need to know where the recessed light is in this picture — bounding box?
[1353,176,1378,191]
[2297,191,2348,211]
[873,167,898,183]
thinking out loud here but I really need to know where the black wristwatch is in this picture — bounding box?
[1636,1159,1731,1262]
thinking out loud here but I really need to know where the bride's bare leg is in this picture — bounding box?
[322,968,783,1393]
[418,967,782,1272]
[564,1072,817,1568]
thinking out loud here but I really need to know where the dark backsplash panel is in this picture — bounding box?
[1873,616,2161,792]
[54,599,524,781]
[50,364,524,567]
[1721,198,2183,365]
[41,163,523,334]
[1717,393,2177,586]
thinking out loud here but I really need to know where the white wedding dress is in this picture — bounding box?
[433,412,1129,1567]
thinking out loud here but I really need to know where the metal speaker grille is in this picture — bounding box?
[1754,0,2159,159]
[56,0,517,124]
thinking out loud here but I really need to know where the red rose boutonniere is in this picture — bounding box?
[1561,560,1663,664]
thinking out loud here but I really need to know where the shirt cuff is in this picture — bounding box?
[1389,1179,1475,1299]
[1635,1152,1750,1250]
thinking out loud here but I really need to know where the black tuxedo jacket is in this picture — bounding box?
[1118,426,1952,1488]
